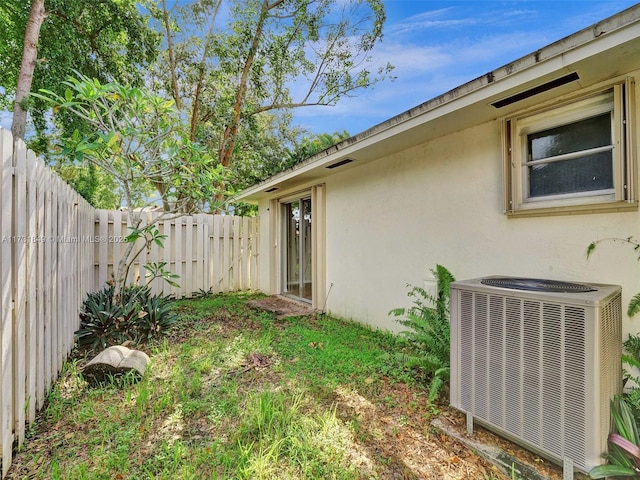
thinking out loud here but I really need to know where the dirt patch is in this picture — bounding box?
[247,294,315,318]
[433,410,572,480]
[330,377,505,479]
[331,377,576,480]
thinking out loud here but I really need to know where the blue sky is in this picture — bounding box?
[2,1,637,137]
[293,0,640,136]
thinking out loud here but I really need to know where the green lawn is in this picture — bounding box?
[6,292,503,480]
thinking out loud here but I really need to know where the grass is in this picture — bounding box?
[6,292,499,480]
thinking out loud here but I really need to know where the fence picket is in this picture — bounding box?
[185,215,193,296]
[112,210,122,288]
[163,216,173,297]
[26,150,38,425]
[147,213,160,295]
[222,216,231,292]
[12,140,27,448]
[1,130,14,478]
[241,217,249,290]
[96,210,109,291]
[195,215,205,294]
[174,216,183,297]
[35,158,45,411]
[51,174,60,378]
[212,215,220,292]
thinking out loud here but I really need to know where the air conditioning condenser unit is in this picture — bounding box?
[450,276,622,474]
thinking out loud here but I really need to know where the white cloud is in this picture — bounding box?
[389,11,480,36]
[289,25,555,135]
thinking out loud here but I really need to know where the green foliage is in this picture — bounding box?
[36,74,229,300]
[621,333,640,418]
[389,264,455,403]
[225,113,305,191]
[227,128,351,215]
[54,162,122,209]
[36,74,227,212]
[36,74,225,213]
[0,0,159,148]
[149,0,392,197]
[281,130,352,174]
[590,397,640,478]
[76,285,178,350]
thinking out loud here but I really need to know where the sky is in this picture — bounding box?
[291,0,640,137]
[2,1,638,137]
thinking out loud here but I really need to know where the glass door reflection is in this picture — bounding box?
[283,197,312,302]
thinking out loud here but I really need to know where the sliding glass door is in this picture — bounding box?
[282,197,312,302]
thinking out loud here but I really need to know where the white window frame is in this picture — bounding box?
[504,78,636,216]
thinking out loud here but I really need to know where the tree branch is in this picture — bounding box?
[161,0,182,110]
[190,0,222,141]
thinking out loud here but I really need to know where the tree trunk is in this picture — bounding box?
[11,0,46,141]
[190,0,222,142]
[161,0,181,110]
[217,0,270,207]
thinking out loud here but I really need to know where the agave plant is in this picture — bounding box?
[590,397,640,478]
[76,286,128,349]
[76,284,177,350]
[138,293,178,341]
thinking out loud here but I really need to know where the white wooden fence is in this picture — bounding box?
[0,129,258,477]
[92,210,258,297]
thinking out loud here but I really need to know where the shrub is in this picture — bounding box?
[622,333,640,417]
[76,284,178,350]
[389,264,455,403]
[590,397,640,478]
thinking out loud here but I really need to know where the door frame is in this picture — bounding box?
[274,185,326,310]
[280,195,312,302]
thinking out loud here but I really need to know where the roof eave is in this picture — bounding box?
[237,4,640,203]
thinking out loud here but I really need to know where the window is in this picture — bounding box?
[504,80,636,215]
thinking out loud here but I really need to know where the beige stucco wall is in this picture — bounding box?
[256,76,640,338]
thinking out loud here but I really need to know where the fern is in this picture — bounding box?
[628,292,640,318]
[390,264,455,403]
[622,333,640,420]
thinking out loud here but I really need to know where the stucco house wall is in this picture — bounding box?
[321,112,640,335]
[253,95,640,336]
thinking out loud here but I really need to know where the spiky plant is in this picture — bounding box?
[76,284,177,350]
[590,397,640,478]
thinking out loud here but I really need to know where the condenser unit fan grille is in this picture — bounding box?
[480,277,596,292]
